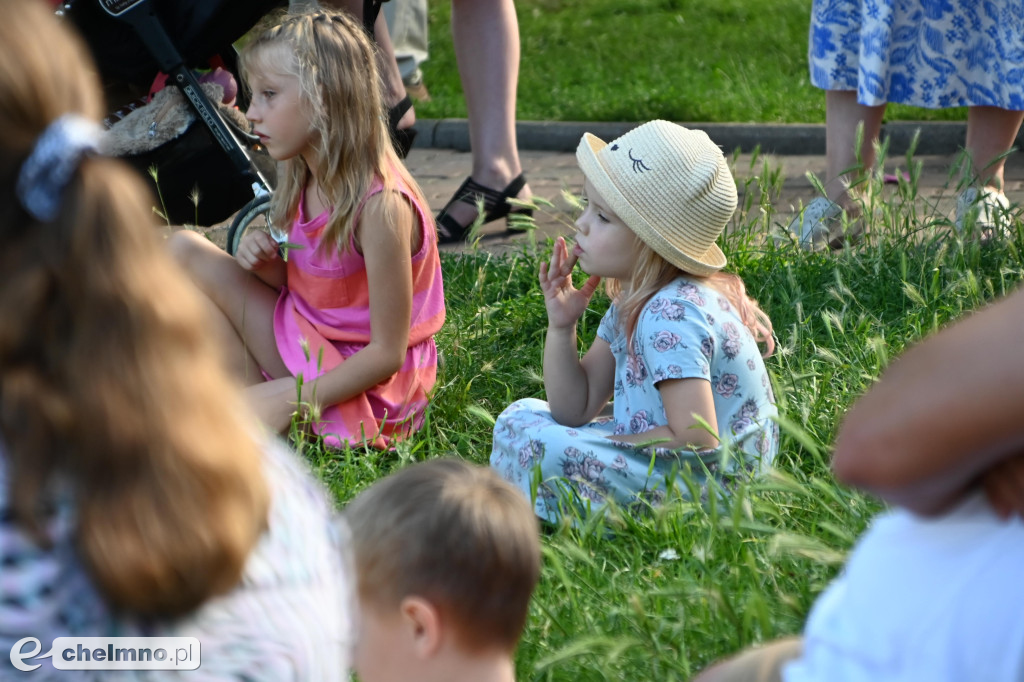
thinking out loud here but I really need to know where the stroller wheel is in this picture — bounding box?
[226,194,274,256]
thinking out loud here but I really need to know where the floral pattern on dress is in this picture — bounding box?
[810,0,1024,109]
[730,397,761,436]
[720,322,743,361]
[629,409,659,434]
[625,353,649,389]
[518,440,545,468]
[700,336,715,361]
[714,372,742,399]
[490,277,780,524]
[677,282,706,306]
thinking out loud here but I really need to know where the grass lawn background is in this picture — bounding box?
[260,2,1001,677]
[413,0,966,125]
[298,162,1023,678]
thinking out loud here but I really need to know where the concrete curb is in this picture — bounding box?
[413,119,1004,156]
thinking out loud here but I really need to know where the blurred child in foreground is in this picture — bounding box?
[0,3,351,678]
[695,288,1024,681]
[345,459,541,682]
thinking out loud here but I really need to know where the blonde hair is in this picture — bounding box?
[345,459,541,653]
[607,241,775,357]
[239,9,430,254]
[0,0,268,617]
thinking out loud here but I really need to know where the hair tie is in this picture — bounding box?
[16,114,102,222]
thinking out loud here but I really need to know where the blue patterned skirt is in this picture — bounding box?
[810,0,1024,109]
[489,398,769,525]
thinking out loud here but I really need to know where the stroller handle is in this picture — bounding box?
[95,0,146,17]
[100,0,272,197]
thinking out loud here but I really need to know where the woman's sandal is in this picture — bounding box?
[388,94,417,158]
[435,173,533,244]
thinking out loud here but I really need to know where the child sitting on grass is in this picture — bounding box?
[491,120,778,523]
[171,8,444,449]
[345,459,541,682]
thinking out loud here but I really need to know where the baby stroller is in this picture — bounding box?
[59,0,386,255]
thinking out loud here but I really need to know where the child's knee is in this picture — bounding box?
[166,229,206,270]
[166,229,235,290]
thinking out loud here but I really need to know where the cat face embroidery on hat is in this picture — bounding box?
[576,120,737,277]
[627,148,651,173]
[604,144,653,174]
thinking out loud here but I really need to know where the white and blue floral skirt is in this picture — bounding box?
[490,398,755,525]
[810,0,1024,109]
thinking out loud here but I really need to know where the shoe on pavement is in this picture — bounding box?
[955,187,1012,242]
[787,197,856,250]
[402,71,431,102]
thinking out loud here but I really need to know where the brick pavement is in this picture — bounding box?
[200,147,1024,255]
[405,147,1024,256]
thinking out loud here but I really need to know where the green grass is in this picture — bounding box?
[295,149,1024,680]
[413,0,966,124]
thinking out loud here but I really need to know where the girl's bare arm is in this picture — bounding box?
[308,194,415,405]
[608,378,719,451]
[235,228,287,289]
[540,237,614,425]
[250,193,417,433]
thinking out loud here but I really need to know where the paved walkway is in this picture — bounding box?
[200,144,1024,255]
[403,147,1024,256]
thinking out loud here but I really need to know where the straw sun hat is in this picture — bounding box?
[576,120,737,277]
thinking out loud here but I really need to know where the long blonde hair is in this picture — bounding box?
[240,9,430,253]
[608,242,775,357]
[0,0,268,617]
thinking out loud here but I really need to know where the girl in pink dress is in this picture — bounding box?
[173,9,445,449]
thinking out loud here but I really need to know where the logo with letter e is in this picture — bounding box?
[10,636,200,671]
[10,637,51,671]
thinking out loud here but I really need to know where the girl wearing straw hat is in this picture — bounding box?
[490,121,778,523]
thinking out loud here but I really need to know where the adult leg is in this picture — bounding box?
[954,106,1024,234]
[825,90,886,210]
[167,231,290,383]
[440,0,532,229]
[316,0,415,131]
[383,0,429,97]
[791,90,886,248]
[965,106,1024,191]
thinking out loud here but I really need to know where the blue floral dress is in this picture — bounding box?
[810,0,1024,109]
[490,277,778,524]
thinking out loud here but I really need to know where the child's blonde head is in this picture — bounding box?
[240,8,426,251]
[346,459,541,653]
[577,120,737,277]
[0,0,267,617]
[578,121,774,355]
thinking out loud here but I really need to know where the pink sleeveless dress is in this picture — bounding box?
[272,177,445,448]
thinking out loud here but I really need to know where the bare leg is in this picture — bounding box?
[442,0,531,227]
[965,106,1024,191]
[167,231,290,383]
[825,90,886,210]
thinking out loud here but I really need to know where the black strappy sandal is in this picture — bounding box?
[388,95,417,158]
[435,174,533,244]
